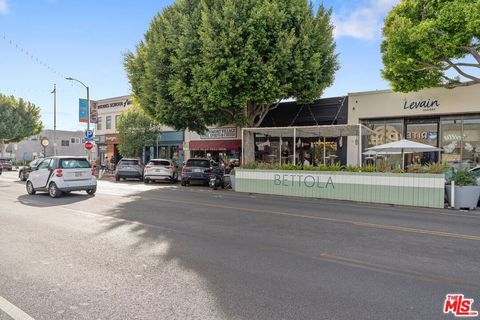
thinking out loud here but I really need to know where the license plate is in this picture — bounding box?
[194,169,202,173]
[75,172,83,177]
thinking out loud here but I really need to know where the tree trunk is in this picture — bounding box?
[243,131,255,164]
[0,140,7,158]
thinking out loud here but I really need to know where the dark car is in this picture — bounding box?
[181,158,212,186]
[19,158,43,181]
[115,158,144,181]
[0,158,13,171]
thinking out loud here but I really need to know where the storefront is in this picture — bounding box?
[347,85,480,168]
[185,127,242,164]
[105,134,122,164]
[144,130,185,165]
[256,97,349,165]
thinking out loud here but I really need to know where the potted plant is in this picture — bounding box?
[446,169,480,210]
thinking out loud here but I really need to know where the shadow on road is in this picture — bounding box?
[17,192,94,207]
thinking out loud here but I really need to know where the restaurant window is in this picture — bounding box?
[61,140,69,147]
[462,118,480,167]
[70,137,81,144]
[441,118,462,167]
[97,116,102,131]
[106,116,112,130]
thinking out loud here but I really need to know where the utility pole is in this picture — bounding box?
[52,84,57,156]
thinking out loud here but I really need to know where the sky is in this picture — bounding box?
[0,0,400,131]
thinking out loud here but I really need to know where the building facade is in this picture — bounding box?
[7,130,86,161]
[347,85,480,168]
[93,95,133,163]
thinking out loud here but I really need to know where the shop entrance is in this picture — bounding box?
[405,118,439,165]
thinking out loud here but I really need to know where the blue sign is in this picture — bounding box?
[85,130,94,141]
[23,152,29,161]
[79,99,89,123]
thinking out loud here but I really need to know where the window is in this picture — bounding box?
[186,159,210,167]
[38,159,51,170]
[59,158,90,169]
[70,137,81,144]
[97,117,102,131]
[106,116,112,130]
[115,115,120,129]
[61,140,70,147]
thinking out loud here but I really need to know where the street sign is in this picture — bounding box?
[84,141,94,151]
[85,130,94,141]
[23,152,29,161]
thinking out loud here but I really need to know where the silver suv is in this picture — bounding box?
[115,158,144,181]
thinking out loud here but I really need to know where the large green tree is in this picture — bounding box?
[381,0,480,92]
[125,0,338,144]
[117,105,160,158]
[0,93,43,157]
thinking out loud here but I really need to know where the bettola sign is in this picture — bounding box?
[274,173,335,189]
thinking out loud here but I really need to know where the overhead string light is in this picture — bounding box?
[1,32,73,85]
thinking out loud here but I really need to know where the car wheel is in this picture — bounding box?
[144,178,150,184]
[26,181,36,195]
[21,171,27,181]
[115,175,120,182]
[181,180,187,186]
[86,188,96,195]
[48,182,62,198]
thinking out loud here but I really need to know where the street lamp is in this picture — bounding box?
[65,77,90,132]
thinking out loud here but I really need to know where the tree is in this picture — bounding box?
[117,105,160,158]
[381,0,480,92]
[0,93,43,157]
[125,0,338,161]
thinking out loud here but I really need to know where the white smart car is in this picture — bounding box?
[26,156,97,198]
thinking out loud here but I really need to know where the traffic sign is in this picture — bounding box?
[85,130,94,141]
[84,141,94,151]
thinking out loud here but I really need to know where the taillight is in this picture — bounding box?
[165,166,173,169]
[182,166,190,172]
[56,169,63,177]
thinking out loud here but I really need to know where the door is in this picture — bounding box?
[30,159,52,188]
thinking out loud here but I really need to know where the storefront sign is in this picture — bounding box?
[105,134,119,144]
[403,99,440,111]
[200,127,237,139]
[96,99,132,109]
[274,174,335,189]
[406,131,437,140]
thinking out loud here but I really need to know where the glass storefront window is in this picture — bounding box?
[441,118,462,167]
[462,118,480,168]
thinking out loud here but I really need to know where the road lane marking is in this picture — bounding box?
[9,198,480,290]
[0,296,35,320]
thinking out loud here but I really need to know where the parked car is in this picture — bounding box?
[180,158,212,186]
[18,158,43,181]
[144,159,178,184]
[26,156,97,198]
[0,163,2,175]
[0,158,13,171]
[470,166,480,185]
[115,158,144,181]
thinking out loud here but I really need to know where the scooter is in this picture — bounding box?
[209,165,225,190]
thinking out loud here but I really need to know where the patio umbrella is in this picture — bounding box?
[366,139,442,169]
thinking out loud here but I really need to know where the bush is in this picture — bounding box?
[345,165,361,172]
[376,160,388,173]
[361,165,376,172]
[391,168,405,174]
[452,169,477,187]
[406,164,424,173]
[424,162,445,174]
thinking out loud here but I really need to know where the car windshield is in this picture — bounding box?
[120,160,140,166]
[149,160,171,166]
[187,159,210,167]
[59,158,90,169]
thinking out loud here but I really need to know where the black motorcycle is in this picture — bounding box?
[209,165,225,190]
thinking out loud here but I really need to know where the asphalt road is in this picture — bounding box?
[1,170,479,320]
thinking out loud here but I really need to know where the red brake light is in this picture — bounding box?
[182,166,189,171]
[56,169,63,177]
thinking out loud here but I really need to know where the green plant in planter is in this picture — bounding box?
[452,169,477,186]
[345,165,361,172]
[361,165,376,172]
[406,164,424,173]
[376,160,388,173]
[391,168,405,174]
[424,162,445,174]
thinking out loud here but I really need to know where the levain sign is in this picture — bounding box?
[274,173,335,189]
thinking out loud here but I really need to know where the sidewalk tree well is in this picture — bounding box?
[125,0,338,162]
[0,93,43,157]
[381,0,480,92]
[117,104,160,158]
